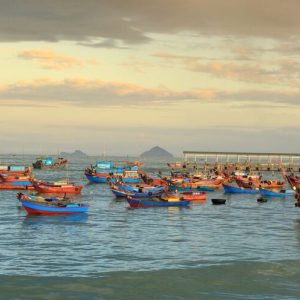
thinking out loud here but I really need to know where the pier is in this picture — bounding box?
[182,151,300,172]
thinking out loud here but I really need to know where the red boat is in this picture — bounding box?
[286,174,300,189]
[32,180,83,194]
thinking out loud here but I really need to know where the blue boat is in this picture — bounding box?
[85,161,141,183]
[111,187,164,198]
[18,193,89,215]
[127,197,190,208]
[259,189,295,197]
[223,183,259,194]
[115,183,165,193]
[169,185,215,192]
[85,174,108,183]
[20,200,89,215]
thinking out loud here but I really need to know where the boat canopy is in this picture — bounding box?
[96,161,113,169]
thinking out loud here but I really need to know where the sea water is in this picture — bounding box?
[0,155,299,299]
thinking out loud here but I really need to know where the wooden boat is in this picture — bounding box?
[223,183,259,194]
[0,182,34,190]
[0,173,34,190]
[127,197,190,208]
[169,185,215,192]
[286,174,300,189]
[17,193,89,215]
[183,179,223,189]
[109,170,143,184]
[32,157,67,170]
[32,180,83,194]
[85,161,141,183]
[114,183,165,193]
[236,179,284,189]
[111,186,164,198]
[0,174,32,182]
[259,188,295,197]
[0,165,31,176]
[18,194,88,215]
[180,191,208,201]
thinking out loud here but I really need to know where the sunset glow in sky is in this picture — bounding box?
[0,0,299,156]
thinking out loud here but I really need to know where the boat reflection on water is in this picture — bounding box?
[22,213,89,226]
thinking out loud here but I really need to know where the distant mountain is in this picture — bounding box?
[140,146,174,160]
[60,150,88,158]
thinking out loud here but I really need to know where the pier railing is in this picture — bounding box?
[181,151,300,172]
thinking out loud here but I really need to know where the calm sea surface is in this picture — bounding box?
[0,155,300,299]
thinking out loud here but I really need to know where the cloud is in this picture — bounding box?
[154,52,300,87]
[0,0,300,46]
[0,78,299,108]
[18,49,98,70]
[78,39,128,49]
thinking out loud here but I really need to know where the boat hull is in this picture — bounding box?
[21,200,88,215]
[181,192,208,201]
[223,184,259,194]
[127,198,190,208]
[32,182,83,194]
[85,174,108,183]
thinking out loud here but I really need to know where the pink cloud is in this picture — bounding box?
[18,49,99,70]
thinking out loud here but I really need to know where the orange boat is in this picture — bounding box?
[0,174,32,182]
[0,183,34,190]
[181,191,208,201]
[184,180,223,189]
[32,180,83,194]
[236,179,284,189]
[0,165,31,176]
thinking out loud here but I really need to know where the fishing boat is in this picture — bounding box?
[32,157,67,170]
[109,170,143,184]
[32,180,83,194]
[285,174,300,189]
[169,185,215,192]
[0,182,34,190]
[259,189,295,197]
[0,173,34,190]
[85,161,131,183]
[0,165,31,176]
[114,182,165,193]
[236,179,284,189]
[180,191,208,201]
[223,183,259,194]
[111,183,165,198]
[111,186,164,198]
[17,194,88,215]
[127,196,190,208]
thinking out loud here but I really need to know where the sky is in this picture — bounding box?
[0,0,299,156]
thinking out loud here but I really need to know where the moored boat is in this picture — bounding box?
[236,179,284,189]
[259,188,295,197]
[17,194,88,215]
[32,180,83,194]
[0,165,31,176]
[180,191,208,201]
[32,157,67,170]
[223,183,259,194]
[111,185,165,198]
[127,197,190,208]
